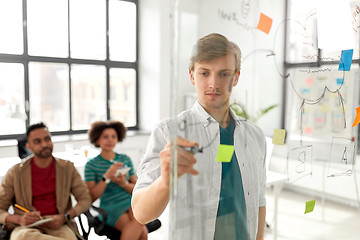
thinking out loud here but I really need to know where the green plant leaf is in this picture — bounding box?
[253,104,279,122]
[230,102,278,123]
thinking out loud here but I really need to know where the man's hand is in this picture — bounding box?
[41,214,66,229]
[159,136,199,184]
[19,211,41,226]
[131,136,199,224]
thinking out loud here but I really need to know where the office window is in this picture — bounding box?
[29,62,70,131]
[0,0,138,140]
[27,0,69,58]
[71,64,107,130]
[285,0,360,152]
[286,0,360,63]
[109,68,136,125]
[285,0,318,63]
[70,0,106,60]
[0,0,23,55]
[0,63,25,135]
[109,0,137,62]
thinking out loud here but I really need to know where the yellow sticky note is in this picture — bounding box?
[319,105,329,113]
[256,13,273,34]
[215,144,235,162]
[304,199,315,214]
[272,129,286,145]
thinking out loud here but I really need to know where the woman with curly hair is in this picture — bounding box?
[84,120,147,240]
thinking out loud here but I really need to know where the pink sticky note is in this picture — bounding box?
[306,77,314,85]
[316,118,324,123]
[305,127,313,134]
[256,13,273,34]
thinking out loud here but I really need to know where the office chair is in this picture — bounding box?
[0,138,29,240]
[77,205,161,240]
[17,137,32,159]
[0,224,8,240]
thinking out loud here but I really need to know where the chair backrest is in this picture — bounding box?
[0,224,8,240]
[77,205,161,240]
[77,205,108,240]
[17,137,32,159]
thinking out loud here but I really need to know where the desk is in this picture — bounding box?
[266,170,288,240]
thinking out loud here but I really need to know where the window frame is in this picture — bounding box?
[0,0,139,140]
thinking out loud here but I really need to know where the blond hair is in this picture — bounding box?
[189,33,241,72]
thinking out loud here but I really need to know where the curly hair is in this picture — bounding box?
[88,121,127,148]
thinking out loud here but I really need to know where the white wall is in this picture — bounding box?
[138,0,171,131]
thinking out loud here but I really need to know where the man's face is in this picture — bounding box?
[26,128,53,159]
[189,54,240,113]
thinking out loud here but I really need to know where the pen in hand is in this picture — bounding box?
[179,145,203,154]
[14,204,29,213]
[15,204,42,220]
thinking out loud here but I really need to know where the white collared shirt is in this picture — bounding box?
[133,101,267,240]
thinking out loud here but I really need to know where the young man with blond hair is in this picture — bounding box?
[132,33,266,240]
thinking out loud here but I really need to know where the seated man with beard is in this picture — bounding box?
[0,122,91,240]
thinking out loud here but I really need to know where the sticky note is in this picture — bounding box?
[305,127,313,134]
[256,13,273,34]
[304,199,315,214]
[319,105,328,113]
[338,49,353,71]
[215,144,235,162]
[316,118,324,123]
[336,78,344,85]
[300,89,310,94]
[272,129,286,145]
[306,77,314,85]
[352,106,360,127]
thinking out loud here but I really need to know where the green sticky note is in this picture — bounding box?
[304,200,315,214]
[273,129,286,145]
[215,144,235,162]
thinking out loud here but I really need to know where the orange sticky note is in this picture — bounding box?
[256,13,273,34]
[352,106,360,127]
